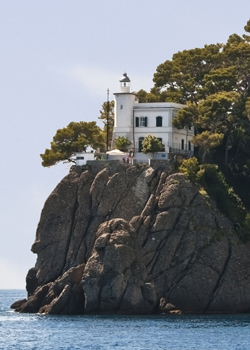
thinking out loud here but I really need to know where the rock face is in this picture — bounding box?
[13,162,250,314]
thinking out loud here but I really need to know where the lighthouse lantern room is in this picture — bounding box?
[119,73,131,93]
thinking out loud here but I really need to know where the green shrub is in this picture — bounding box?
[179,159,248,227]
[179,157,200,181]
[243,213,250,229]
[198,164,246,223]
[238,214,250,242]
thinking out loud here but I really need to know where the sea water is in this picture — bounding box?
[1,290,250,350]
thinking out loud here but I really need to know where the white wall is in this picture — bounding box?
[133,106,175,150]
[113,92,138,148]
[113,93,136,128]
[76,152,95,166]
[112,95,194,153]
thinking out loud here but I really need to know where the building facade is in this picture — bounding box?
[112,73,194,158]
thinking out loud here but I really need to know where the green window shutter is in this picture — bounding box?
[156,116,162,127]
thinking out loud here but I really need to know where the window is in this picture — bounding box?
[181,139,184,150]
[156,116,162,127]
[120,105,123,110]
[135,117,147,127]
[139,137,144,152]
[77,156,84,160]
[139,117,147,127]
[188,141,191,151]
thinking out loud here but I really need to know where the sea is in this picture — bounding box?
[1,290,250,350]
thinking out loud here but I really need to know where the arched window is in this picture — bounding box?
[156,116,162,127]
[181,139,184,150]
[139,137,144,152]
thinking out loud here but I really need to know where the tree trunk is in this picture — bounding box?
[202,148,207,163]
[224,126,232,168]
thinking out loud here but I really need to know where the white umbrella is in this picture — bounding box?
[106,149,127,155]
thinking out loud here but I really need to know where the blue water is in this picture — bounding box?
[1,290,250,349]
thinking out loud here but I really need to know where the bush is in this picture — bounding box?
[243,213,250,229]
[179,159,248,226]
[114,136,131,151]
[198,164,246,223]
[179,157,200,181]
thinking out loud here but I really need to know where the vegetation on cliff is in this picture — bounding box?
[138,19,250,211]
[179,157,250,240]
[138,20,250,168]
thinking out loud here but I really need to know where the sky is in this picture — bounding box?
[0,0,249,289]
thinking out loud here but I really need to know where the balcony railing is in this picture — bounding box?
[132,142,193,155]
[167,142,193,155]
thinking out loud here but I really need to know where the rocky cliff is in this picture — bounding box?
[12,161,250,314]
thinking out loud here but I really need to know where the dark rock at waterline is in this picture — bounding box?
[13,162,250,314]
[10,299,27,310]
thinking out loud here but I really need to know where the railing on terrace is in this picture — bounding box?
[132,142,194,156]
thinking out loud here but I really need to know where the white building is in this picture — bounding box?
[112,73,194,159]
[75,152,95,166]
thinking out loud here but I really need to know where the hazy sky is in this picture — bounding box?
[1,0,249,289]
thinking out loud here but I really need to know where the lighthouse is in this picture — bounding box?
[112,73,137,147]
[111,73,194,158]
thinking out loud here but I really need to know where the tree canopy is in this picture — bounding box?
[142,135,164,156]
[40,121,104,167]
[138,19,250,171]
[114,136,131,151]
[40,100,114,168]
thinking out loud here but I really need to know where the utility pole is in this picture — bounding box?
[106,88,110,152]
[185,126,188,152]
